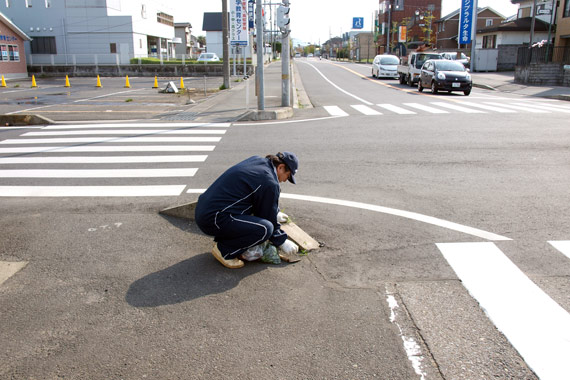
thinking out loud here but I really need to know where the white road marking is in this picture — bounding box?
[237,115,344,126]
[403,103,449,114]
[324,106,349,117]
[23,129,226,136]
[429,102,486,113]
[350,105,382,115]
[437,242,570,380]
[376,104,417,114]
[0,168,198,178]
[548,241,570,259]
[509,102,570,114]
[0,145,216,154]
[453,101,516,113]
[0,261,28,285]
[186,188,207,193]
[0,185,186,197]
[485,103,549,113]
[0,137,222,144]
[0,155,208,164]
[302,62,373,105]
[41,122,231,129]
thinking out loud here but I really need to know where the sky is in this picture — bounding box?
[175,0,519,45]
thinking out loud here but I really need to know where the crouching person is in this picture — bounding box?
[195,152,300,268]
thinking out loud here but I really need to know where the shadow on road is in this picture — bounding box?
[125,252,268,308]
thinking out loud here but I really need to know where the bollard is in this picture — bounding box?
[1,75,6,87]
[153,76,158,89]
[179,77,185,90]
[64,75,71,88]
[96,75,102,88]
[31,75,37,88]
[125,75,131,88]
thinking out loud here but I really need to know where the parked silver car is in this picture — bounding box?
[197,53,220,62]
[372,54,399,79]
[441,52,470,68]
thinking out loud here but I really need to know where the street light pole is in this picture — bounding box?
[256,0,265,110]
[222,0,230,89]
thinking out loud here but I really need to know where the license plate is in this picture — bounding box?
[452,82,461,88]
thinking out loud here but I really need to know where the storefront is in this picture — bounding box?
[0,11,31,79]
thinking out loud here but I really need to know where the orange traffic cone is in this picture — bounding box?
[64,75,71,87]
[153,76,158,89]
[96,75,102,88]
[1,75,6,87]
[179,77,185,89]
[124,75,131,88]
[31,75,37,88]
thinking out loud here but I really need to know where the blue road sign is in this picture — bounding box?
[352,17,364,29]
[459,0,474,44]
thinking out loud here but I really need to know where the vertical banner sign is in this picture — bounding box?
[398,26,407,43]
[231,0,249,46]
[248,0,255,30]
[459,0,473,44]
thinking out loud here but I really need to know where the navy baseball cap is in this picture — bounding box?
[277,152,298,184]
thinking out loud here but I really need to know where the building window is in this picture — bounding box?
[482,35,496,49]
[141,4,147,18]
[30,36,56,54]
[519,7,531,18]
[139,39,143,48]
[7,45,19,61]
[110,43,117,53]
[25,0,32,7]
[564,0,570,17]
[157,12,174,26]
[5,0,10,7]
[45,0,51,7]
[486,19,493,26]
[0,45,8,60]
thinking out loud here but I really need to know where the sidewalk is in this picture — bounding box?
[471,71,570,101]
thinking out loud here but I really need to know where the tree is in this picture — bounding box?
[197,36,206,47]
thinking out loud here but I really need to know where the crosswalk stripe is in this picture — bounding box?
[0,155,208,164]
[41,123,231,129]
[437,242,570,380]
[485,103,550,113]
[376,104,417,114]
[0,168,198,178]
[548,241,570,260]
[403,103,449,114]
[509,102,570,114]
[0,137,222,144]
[324,106,349,117]
[429,102,486,113]
[0,185,187,197]
[453,101,516,113]
[0,145,216,154]
[350,105,382,115]
[22,129,227,136]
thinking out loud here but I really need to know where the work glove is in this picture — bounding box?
[277,211,289,224]
[279,239,299,255]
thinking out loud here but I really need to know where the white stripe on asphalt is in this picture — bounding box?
[324,106,349,117]
[403,103,449,114]
[430,102,486,113]
[0,185,186,197]
[548,241,570,260]
[350,105,382,115]
[376,104,417,114]
[485,103,549,113]
[0,168,198,178]
[437,242,570,380]
[41,123,231,129]
[23,129,227,136]
[303,62,373,105]
[0,155,208,164]
[453,101,516,113]
[509,102,570,114]
[0,137,222,144]
[0,145,216,154]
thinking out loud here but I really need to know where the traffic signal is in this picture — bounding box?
[277,5,290,30]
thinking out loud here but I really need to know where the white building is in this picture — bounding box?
[0,0,177,65]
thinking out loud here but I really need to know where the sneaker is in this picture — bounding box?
[278,250,301,263]
[211,243,244,269]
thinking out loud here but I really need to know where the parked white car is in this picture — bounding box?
[372,54,399,79]
[197,53,220,62]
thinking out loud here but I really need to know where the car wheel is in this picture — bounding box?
[464,89,471,96]
[372,69,376,78]
[431,81,438,94]
[418,80,423,92]
[399,75,405,85]
[407,75,413,87]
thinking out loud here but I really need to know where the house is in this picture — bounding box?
[353,32,375,61]
[202,12,251,59]
[0,10,31,79]
[434,7,506,50]
[174,22,193,59]
[554,0,570,51]
[0,0,176,65]
[476,17,551,49]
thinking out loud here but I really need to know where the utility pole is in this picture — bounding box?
[256,0,264,110]
[530,0,538,47]
[469,0,478,72]
[222,0,230,89]
[278,1,291,106]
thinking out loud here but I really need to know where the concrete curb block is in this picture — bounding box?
[292,61,313,109]
[472,83,496,91]
[545,94,570,102]
[0,114,55,126]
[237,107,294,121]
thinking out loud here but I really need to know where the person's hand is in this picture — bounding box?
[279,239,298,255]
[277,211,289,223]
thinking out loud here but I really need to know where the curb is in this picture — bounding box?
[237,107,294,121]
[0,114,55,126]
[472,83,496,91]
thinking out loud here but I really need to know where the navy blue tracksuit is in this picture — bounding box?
[195,156,288,259]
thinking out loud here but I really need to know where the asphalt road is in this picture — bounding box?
[1,60,569,379]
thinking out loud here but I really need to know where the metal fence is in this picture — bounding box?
[517,45,570,66]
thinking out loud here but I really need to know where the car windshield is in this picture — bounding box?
[447,53,467,60]
[380,56,399,65]
[435,61,466,71]
[416,54,441,68]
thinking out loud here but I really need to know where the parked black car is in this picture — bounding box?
[418,59,472,96]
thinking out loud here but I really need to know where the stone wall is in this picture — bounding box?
[27,64,254,77]
[497,44,524,71]
[515,63,566,86]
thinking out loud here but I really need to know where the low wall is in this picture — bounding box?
[497,45,524,71]
[515,63,568,86]
[27,64,255,78]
